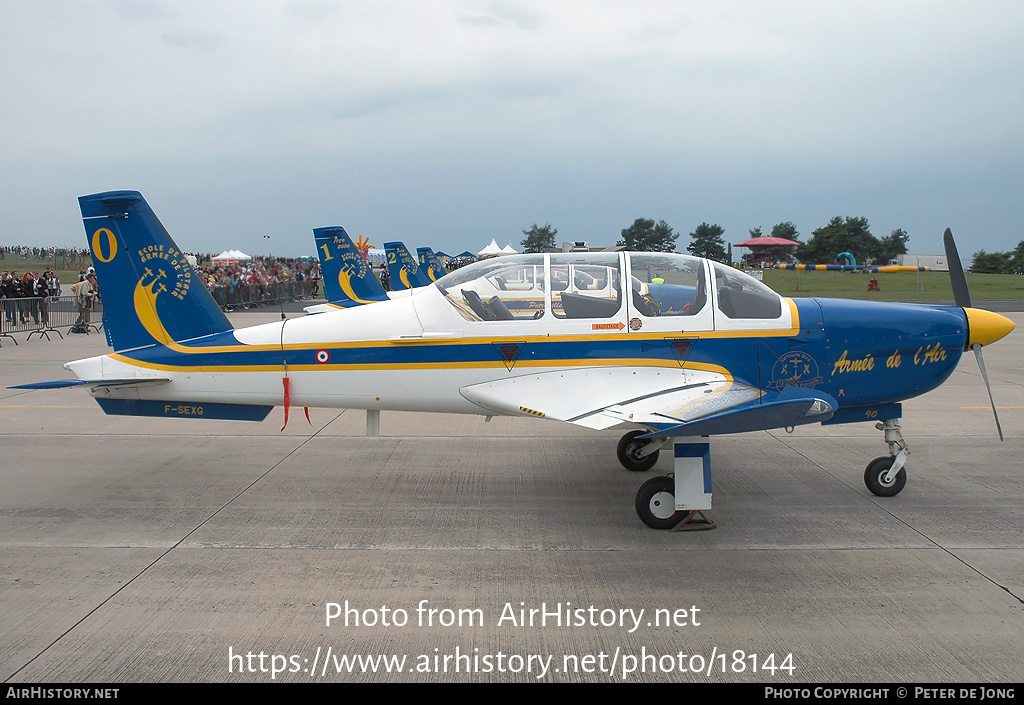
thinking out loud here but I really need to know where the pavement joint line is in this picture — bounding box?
[2,409,346,683]
[953,367,1024,388]
[765,429,1024,607]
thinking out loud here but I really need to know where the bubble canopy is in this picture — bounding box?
[432,252,782,323]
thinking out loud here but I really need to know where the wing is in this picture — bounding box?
[460,367,835,435]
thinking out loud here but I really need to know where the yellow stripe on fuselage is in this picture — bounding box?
[107,355,733,379]
[108,299,799,378]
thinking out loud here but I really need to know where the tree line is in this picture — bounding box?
[969,242,1024,274]
[519,216,913,264]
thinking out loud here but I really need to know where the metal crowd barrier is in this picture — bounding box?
[208,280,316,310]
[0,296,104,345]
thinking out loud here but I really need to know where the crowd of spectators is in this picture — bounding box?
[444,256,476,272]
[2,243,480,315]
[1,245,91,263]
[1,269,62,329]
[195,255,322,307]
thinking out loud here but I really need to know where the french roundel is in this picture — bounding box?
[316,349,330,364]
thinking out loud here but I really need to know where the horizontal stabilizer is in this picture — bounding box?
[95,398,273,421]
[9,378,171,390]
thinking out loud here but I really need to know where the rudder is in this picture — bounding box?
[79,190,233,351]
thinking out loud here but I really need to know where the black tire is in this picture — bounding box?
[864,456,907,497]
[617,430,660,472]
[635,476,681,529]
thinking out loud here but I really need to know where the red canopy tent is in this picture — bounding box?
[734,237,799,266]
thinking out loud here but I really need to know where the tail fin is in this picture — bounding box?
[384,241,432,290]
[79,191,233,351]
[416,247,447,281]
[313,226,389,307]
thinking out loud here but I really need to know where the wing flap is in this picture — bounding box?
[571,382,762,429]
[460,367,737,427]
[639,387,837,438]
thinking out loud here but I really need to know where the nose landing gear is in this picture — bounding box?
[864,418,909,497]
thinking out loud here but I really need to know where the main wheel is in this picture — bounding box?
[864,456,907,497]
[635,476,681,529]
[617,431,660,472]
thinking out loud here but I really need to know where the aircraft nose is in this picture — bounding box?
[964,308,1016,348]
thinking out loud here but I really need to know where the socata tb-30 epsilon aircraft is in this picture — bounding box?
[305,228,435,314]
[15,191,1015,530]
[305,228,432,314]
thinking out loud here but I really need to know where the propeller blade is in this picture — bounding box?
[972,343,1004,442]
[943,228,972,309]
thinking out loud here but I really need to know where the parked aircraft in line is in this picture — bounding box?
[305,228,425,314]
[384,241,432,291]
[11,191,1015,530]
[416,247,448,281]
[306,225,390,313]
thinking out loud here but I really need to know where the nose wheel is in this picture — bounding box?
[864,456,907,497]
[864,418,909,497]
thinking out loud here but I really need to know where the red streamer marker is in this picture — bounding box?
[281,376,291,431]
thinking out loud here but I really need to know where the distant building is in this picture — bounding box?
[889,254,948,271]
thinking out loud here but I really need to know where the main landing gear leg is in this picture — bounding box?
[634,441,715,531]
[616,431,670,472]
[863,418,909,497]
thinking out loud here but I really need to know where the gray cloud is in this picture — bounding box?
[0,1,1021,259]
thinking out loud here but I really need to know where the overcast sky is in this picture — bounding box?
[2,0,1021,261]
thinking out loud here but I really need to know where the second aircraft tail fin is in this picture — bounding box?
[384,241,432,290]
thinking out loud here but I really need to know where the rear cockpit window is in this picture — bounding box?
[435,255,546,322]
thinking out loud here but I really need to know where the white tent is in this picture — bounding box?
[477,239,503,257]
[211,250,252,264]
[499,243,519,254]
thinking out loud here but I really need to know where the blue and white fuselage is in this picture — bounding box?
[64,215,1001,434]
